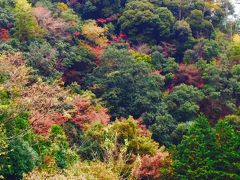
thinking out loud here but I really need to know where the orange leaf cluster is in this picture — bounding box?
[87,46,104,65]
[0,28,10,41]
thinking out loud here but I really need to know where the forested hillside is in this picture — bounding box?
[0,0,240,179]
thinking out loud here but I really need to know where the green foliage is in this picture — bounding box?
[110,117,159,156]
[87,45,164,119]
[0,7,14,29]
[198,61,239,120]
[71,116,160,162]
[119,0,175,43]
[171,121,193,144]
[149,114,176,146]
[0,96,39,179]
[173,116,240,179]
[173,20,192,42]
[77,123,105,160]
[56,41,96,86]
[25,40,59,78]
[156,7,175,39]
[162,0,205,19]
[127,136,158,156]
[0,90,10,105]
[112,117,138,143]
[63,122,82,146]
[57,42,95,69]
[78,135,105,160]
[173,116,218,179]
[228,42,240,62]
[131,51,151,64]
[48,125,78,169]
[151,51,178,74]
[223,114,240,131]
[164,84,204,122]
[214,120,240,178]
[187,9,213,38]
[80,0,122,18]
[0,0,238,178]
[183,49,198,64]
[6,138,39,179]
[0,123,8,178]
[25,160,119,179]
[194,39,221,61]
[57,4,79,23]
[203,40,220,61]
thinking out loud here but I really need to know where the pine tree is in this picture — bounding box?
[173,116,218,179]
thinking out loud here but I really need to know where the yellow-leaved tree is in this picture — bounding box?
[81,20,108,47]
[14,0,44,41]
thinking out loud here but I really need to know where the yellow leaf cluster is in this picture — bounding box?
[57,2,69,12]
[233,34,240,43]
[0,52,30,93]
[81,20,108,47]
[205,2,220,10]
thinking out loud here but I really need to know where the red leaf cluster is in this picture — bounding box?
[71,98,110,130]
[200,99,233,124]
[62,69,83,85]
[0,28,10,41]
[133,152,170,179]
[96,13,120,25]
[73,31,81,37]
[161,42,176,57]
[30,97,110,135]
[166,85,174,93]
[173,64,204,88]
[30,112,67,136]
[96,18,107,24]
[110,33,127,43]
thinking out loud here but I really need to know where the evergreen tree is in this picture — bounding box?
[173,116,218,179]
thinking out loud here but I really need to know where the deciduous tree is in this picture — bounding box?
[14,0,44,41]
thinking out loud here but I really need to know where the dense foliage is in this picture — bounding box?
[0,0,239,179]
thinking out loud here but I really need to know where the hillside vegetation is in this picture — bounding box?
[0,0,240,179]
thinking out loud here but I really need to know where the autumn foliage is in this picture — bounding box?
[1,0,240,179]
[0,28,10,41]
[71,98,110,130]
[33,6,72,39]
[133,151,172,179]
[96,13,120,25]
[174,64,204,88]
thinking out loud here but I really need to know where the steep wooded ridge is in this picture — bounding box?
[0,0,240,179]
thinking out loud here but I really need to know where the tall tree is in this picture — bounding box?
[173,116,218,179]
[87,44,164,119]
[186,9,213,38]
[174,116,240,179]
[119,0,175,43]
